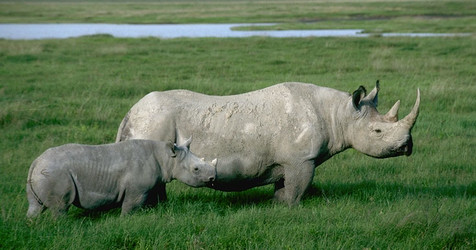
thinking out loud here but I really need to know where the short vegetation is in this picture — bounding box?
[0,1,475,249]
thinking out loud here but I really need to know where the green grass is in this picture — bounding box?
[1,35,475,249]
[1,1,475,249]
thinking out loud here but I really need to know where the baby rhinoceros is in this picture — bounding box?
[26,138,216,218]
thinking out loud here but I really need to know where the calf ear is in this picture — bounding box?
[178,136,192,149]
[166,142,177,158]
[352,85,367,109]
[173,144,187,161]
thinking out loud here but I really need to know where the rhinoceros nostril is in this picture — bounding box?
[209,176,215,182]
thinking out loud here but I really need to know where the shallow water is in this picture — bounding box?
[0,23,470,40]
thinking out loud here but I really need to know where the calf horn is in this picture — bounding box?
[400,88,421,129]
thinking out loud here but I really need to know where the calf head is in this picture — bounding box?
[346,81,420,158]
[170,137,217,187]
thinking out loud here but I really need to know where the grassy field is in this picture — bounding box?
[1,1,475,249]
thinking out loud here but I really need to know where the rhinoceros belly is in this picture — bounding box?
[70,161,125,209]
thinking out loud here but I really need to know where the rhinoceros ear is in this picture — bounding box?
[363,80,379,106]
[352,85,367,109]
[175,129,187,146]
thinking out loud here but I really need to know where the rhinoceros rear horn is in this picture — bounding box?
[384,100,400,122]
[400,88,421,129]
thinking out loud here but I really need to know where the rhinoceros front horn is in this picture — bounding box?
[400,88,420,129]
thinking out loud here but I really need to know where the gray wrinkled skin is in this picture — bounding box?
[26,139,217,217]
[116,82,420,205]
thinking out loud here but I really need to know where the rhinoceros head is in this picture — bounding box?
[170,137,217,187]
[346,81,420,158]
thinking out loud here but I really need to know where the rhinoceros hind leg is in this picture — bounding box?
[49,205,70,218]
[26,184,45,218]
[27,202,45,218]
[44,173,75,218]
[273,178,286,203]
[46,191,72,217]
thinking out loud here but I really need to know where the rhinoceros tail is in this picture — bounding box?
[115,110,131,143]
[26,160,45,218]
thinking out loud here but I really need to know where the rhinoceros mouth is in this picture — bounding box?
[206,181,216,188]
[403,145,412,156]
[370,143,412,158]
[397,140,413,156]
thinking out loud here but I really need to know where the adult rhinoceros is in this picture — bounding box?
[116,81,420,205]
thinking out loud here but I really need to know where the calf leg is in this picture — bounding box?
[274,161,315,206]
[37,171,75,218]
[157,184,167,202]
[49,205,71,218]
[144,183,166,207]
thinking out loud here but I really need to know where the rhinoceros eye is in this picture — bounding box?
[374,129,382,133]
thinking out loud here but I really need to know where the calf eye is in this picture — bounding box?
[193,167,199,172]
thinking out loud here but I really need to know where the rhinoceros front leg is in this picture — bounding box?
[274,161,315,206]
[121,192,147,216]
